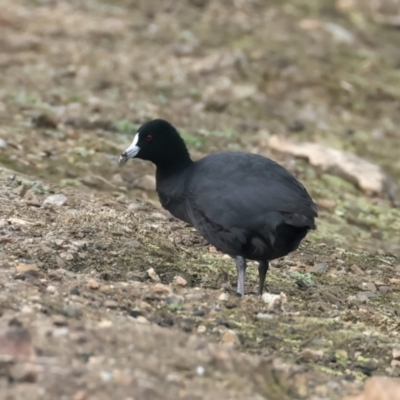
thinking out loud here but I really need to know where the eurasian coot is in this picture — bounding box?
[119,119,317,296]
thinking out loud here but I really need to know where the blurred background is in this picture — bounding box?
[0,0,399,254]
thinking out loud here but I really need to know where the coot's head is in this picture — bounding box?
[119,119,192,169]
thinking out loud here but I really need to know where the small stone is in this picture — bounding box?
[126,240,141,249]
[21,306,33,314]
[70,286,80,296]
[46,285,57,294]
[317,198,337,211]
[221,329,240,346]
[378,285,392,294]
[15,263,39,274]
[73,390,87,400]
[153,283,172,294]
[209,246,217,253]
[350,264,363,275]
[87,278,100,290]
[361,282,377,292]
[59,252,74,261]
[357,291,378,300]
[173,275,187,286]
[196,365,205,376]
[127,201,142,212]
[147,268,161,282]
[312,262,329,273]
[389,278,400,286]
[300,348,323,362]
[320,291,341,305]
[0,327,35,360]
[98,320,113,328]
[355,293,369,303]
[52,327,69,338]
[32,113,57,129]
[9,363,39,383]
[43,194,67,207]
[218,292,229,302]
[53,316,68,326]
[63,304,82,318]
[100,370,112,383]
[391,360,400,368]
[393,349,400,360]
[256,313,274,320]
[261,292,287,311]
[342,376,400,400]
[197,325,207,333]
[135,316,149,324]
[134,175,156,191]
[104,300,118,309]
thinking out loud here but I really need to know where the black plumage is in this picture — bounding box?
[119,119,318,296]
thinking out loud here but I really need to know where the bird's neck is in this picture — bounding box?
[155,157,193,183]
[154,146,193,179]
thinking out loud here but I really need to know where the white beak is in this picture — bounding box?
[119,133,140,165]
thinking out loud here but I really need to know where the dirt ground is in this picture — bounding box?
[0,0,400,399]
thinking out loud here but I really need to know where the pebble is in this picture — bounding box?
[350,264,364,275]
[52,327,69,338]
[0,327,35,360]
[98,320,113,328]
[256,313,274,320]
[312,262,329,273]
[357,291,379,300]
[361,282,377,292]
[46,285,57,294]
[218,292,229,302]
[147,268,161,282]
[21,305,33,314]
[343,376,400,400]
[135,316,149,324]
[53,316,68,326]
[134,175,156,191]
[43,194,67,207]
[87,278,100,290]
[389,278,400,286]
[100,370,113,383]
[63,304,82,318]
[9,363,39,383]
[15,263,39,274]
[173,275,187,286]
[197,325,207,333]
[59,252,74,261]
[104,300,118,309]
[73,390,87,400]
[300,348,323,362]
[261,292,287,311]
[153,283,172,294]
[378,286,391,294]
[221,329,241,345]
[126,239,141,249]
[392,349,400,360]
[196,365,205,376]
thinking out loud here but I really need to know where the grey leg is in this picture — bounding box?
[258,261,269,295]
[235,256,247,297]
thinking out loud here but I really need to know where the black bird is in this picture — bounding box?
[119,119,317,296]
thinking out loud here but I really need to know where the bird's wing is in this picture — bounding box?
[186,153,317,231]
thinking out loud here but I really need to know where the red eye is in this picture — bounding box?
[146,134,153,141]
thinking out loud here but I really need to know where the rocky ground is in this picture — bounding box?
[0,0,400,399]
